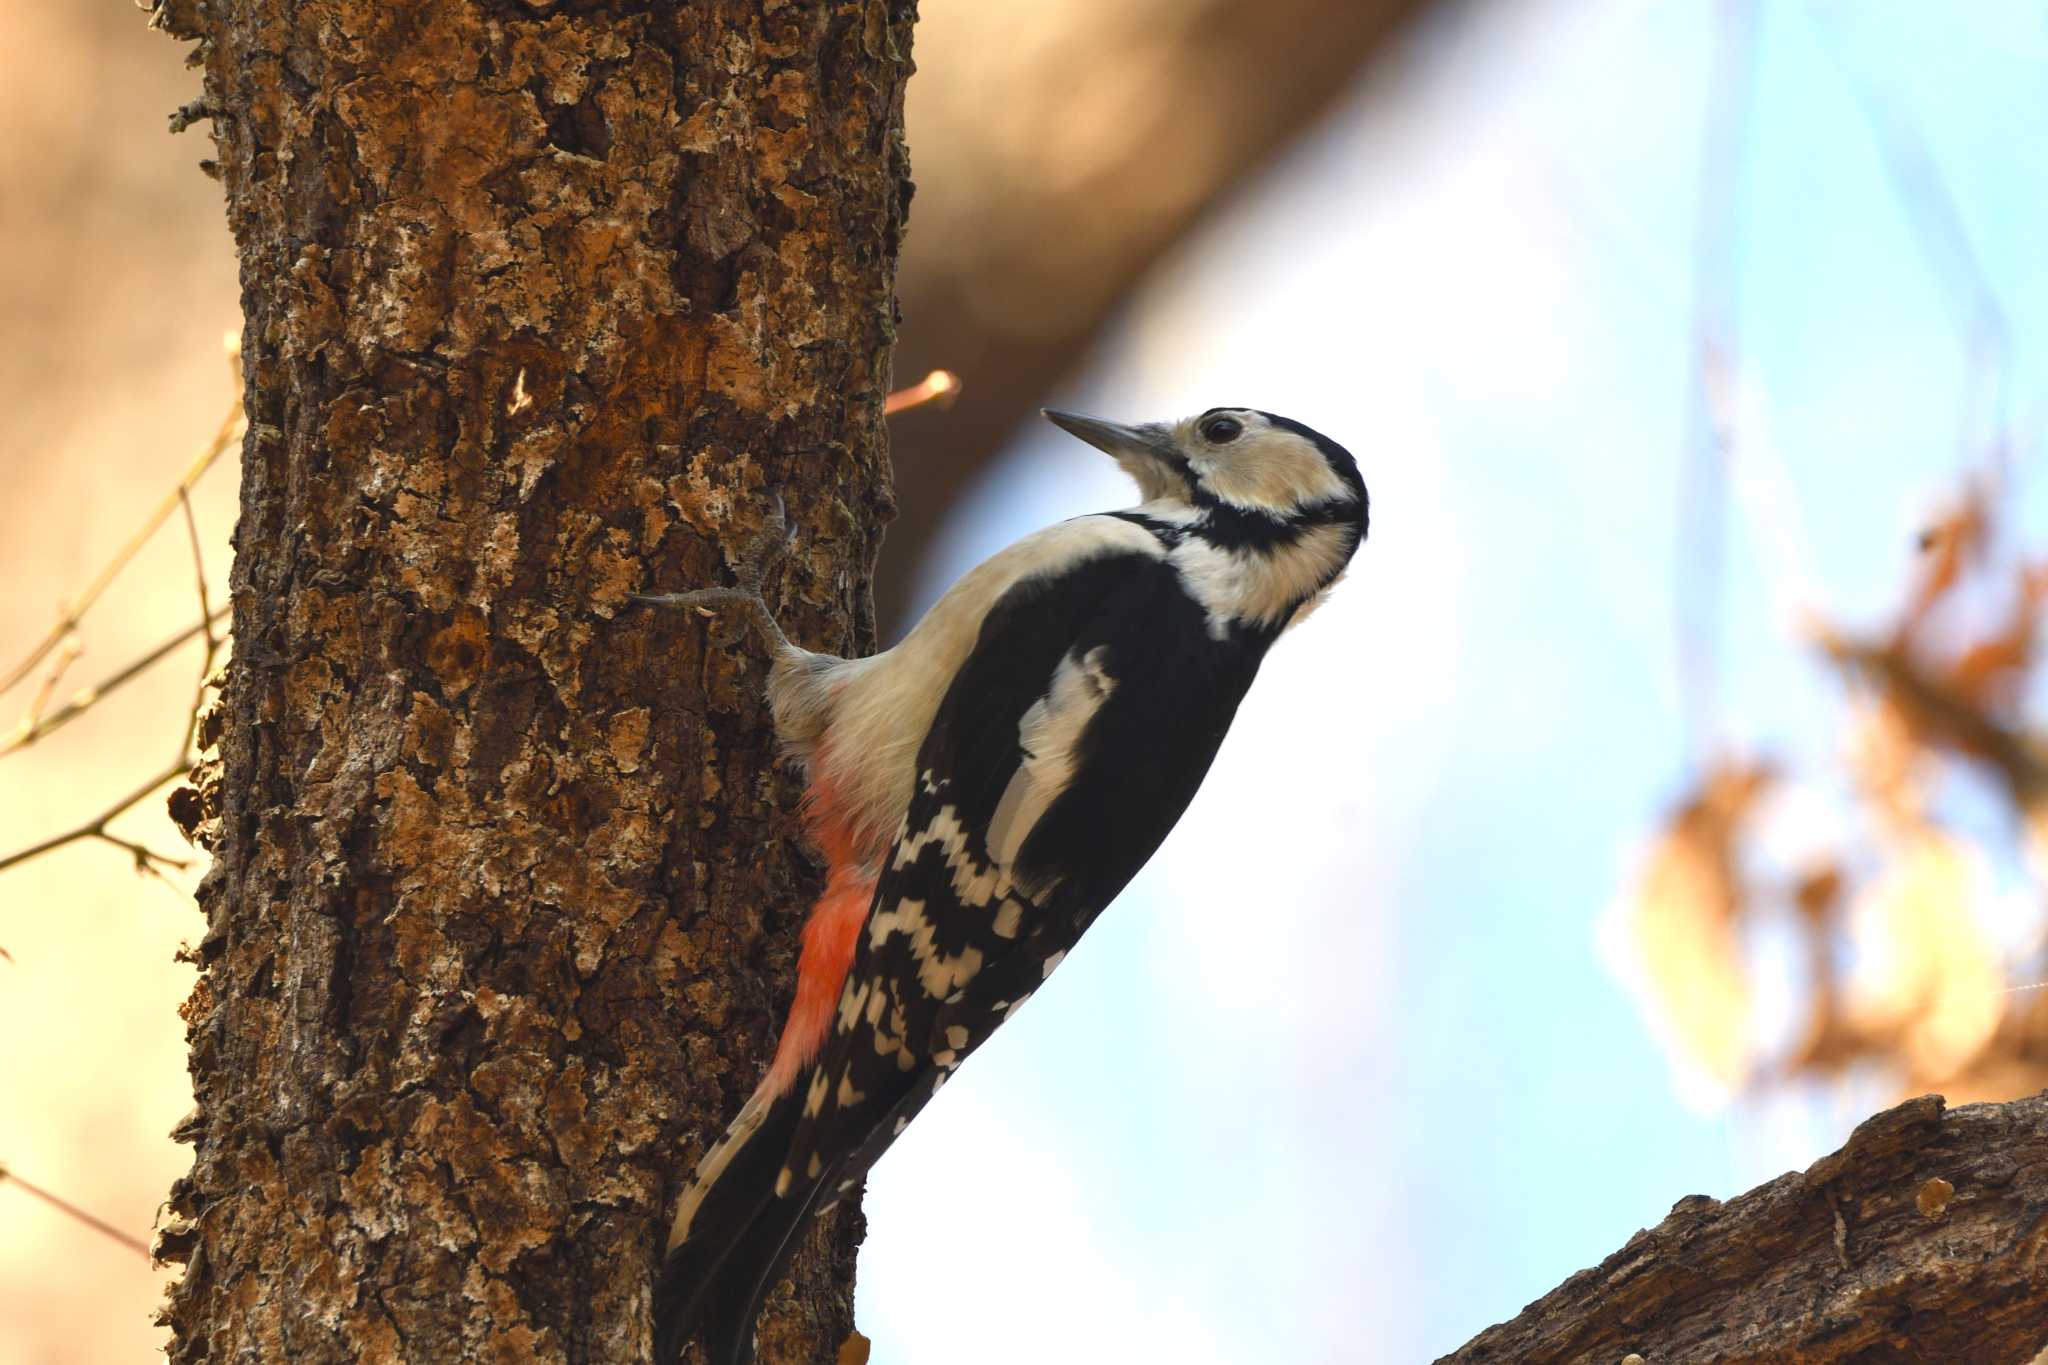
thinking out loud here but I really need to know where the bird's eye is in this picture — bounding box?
[1201,416,1242,444]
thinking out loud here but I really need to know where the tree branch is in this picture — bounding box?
[0,1163,154,1261]
[1444,1091,2048,1364]
[0,761,192,876]
[0,390,241,701]
[0,607,230,760]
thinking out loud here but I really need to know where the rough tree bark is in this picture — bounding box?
[148,2,912,1360]
[1446,1091,2048,1364]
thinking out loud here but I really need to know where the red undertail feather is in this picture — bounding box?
[758,765,875,1101]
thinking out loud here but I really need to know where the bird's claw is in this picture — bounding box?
[734,494,795,592]
[635,494,795,653]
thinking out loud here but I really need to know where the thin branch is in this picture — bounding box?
[0,394,242,702]
[0,1163,154,1261]
[0,606,230,761]
[0,484,230,875]
[883,369,961,417]
[175,487,223,761]
[0,761,192,877]
[1810,8,2013,485]
[95,830,192,877]
[19,634,83,733]
[179,488,216,650]
[1674,0,1760,763]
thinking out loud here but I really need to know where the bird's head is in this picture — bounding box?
[1042,406,1367,547]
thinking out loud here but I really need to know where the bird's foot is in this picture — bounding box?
[635,496,796,653]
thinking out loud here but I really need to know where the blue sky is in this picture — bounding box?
[852,1,2048,1360]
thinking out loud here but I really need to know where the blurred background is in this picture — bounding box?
[4,1,2046,1361]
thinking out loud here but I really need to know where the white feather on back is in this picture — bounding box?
[985,644,1117,895]
[777,515,1164,871]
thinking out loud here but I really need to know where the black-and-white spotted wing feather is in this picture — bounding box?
[655,538,1276,1365]
[781,544,1271,1219]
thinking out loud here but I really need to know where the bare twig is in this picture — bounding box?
[0,394,242,702]
[1674,0,1759,763]
[0,343,240,878]
[1811,12,2012,484]
[179,489,216,650]
[0,761,192,877]
[19,634,83,733]
[883,369,961,417]
[96,829,192,878]
[0,606,230,760]
[175,487,223,761]
[0,1163,154,1261]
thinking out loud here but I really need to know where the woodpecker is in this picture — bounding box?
[643,406,1368,1364]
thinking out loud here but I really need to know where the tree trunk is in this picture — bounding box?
[149,2,913,1360]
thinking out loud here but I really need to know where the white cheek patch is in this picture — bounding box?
[1174,522,1356,636]
[1203,433,1348,512]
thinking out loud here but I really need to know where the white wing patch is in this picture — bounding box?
[986,645,1116,889]
[798,515,1164,870]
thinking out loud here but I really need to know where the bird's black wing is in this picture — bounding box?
[818,546,1266,1198]
[671,544,1271,1363]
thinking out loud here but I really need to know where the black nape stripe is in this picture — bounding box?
[1191,501,1298,552]
[1104,511,1187,548]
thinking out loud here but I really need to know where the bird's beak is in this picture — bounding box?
[1040,409,1181,471]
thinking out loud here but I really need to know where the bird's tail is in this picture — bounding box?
[656,765,874,1363]
[654,1084,827,1365]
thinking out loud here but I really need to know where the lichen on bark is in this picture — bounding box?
[150,2,914,1359]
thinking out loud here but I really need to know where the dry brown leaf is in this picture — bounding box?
[1627,762,1772,1090]
[1845,828,2003,1088]
[1901,487,1987,636]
